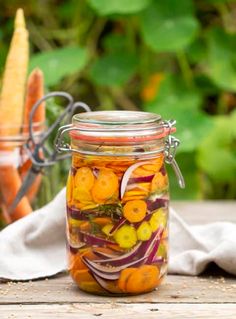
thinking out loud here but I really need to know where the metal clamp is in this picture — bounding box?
[165,135,185,189]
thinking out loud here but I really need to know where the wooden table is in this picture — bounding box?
[0,201,236,318]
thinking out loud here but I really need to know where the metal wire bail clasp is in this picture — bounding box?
[55,124,74,153]
[165,134,185,189]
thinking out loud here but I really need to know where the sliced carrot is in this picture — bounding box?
[73,187,93,204]
[66,173,74,204]
[70,254,87,273]
[79,221,91,232]
[70,249,97,274]
[121,195,146,203]
[132,167,156,177]
[142,156,164,172]
[78,280,104,294]
[123,190,148,198]
[124,190,148,199]
[91,168,118,202]
[123,200,147,223]
[80,203,99,211]
[73,268,94,285]
[74,167,95,190]
[151,172,168,193]
[118,268,137,292]
[125,265,160,293]
[72,156,84,169]
[93,217,112,226]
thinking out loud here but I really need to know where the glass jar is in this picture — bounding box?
[0,122,44,227]
[56,110,184,296]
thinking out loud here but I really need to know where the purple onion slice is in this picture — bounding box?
[120,161,152,199]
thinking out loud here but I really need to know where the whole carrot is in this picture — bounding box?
[20,68,46,202]
[0,8,29,139]
[0,9,31,222]
[0,166,32,222]
[22,68,45,135]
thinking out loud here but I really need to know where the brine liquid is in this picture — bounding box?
[66,154,169,295]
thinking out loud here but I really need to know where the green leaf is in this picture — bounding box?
[89,52,138,86]
[102,34,128,52]
[167,152,201,199]
[197,114,236,182]
[30,47,88,86]
[186,38,207,64]
[140,0,199,53]
[87,0,151,15]
[143,75,213,152]
[207,27,236,91]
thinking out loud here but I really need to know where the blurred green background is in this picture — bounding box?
[0,0,236,200]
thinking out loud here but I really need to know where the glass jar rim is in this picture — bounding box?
[70,111,175,143]
[73,110,162,126]
[0,121,45,145]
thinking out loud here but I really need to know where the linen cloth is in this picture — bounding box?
[0,188,235,280]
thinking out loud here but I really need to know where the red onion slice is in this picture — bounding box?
[92,242,143,266]
[120,161,152,199]
[109,217,126,234]
[83,255,147,275]
[78,231,116,246]
[128,174,155,184]
[93,274,122,293]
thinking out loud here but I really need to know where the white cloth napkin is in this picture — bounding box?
[0,188,235,280]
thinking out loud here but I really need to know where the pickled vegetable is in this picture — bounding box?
[114,224,137,248]
[123,200,147,223]
[67,154,169,295]
[137,221,152,241]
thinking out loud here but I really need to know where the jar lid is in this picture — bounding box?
[70,111,175,143]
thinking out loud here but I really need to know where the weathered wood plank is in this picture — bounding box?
[1,303,236,319]
[1,274,236,304]
[172,201,236,224]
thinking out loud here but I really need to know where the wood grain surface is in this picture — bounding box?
[0,201,235,318]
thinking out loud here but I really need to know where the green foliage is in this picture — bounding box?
[140,0,199,52]
[144,75,213,152]
[89,52,138,86]
[0,0,235,200]
[29,47,88,86]
[87,0,151,15]
[197,112,236,183]
[207,28,236,91]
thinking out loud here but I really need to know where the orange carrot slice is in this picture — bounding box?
[70,254,87,273]
[73,187,93,204]
[74,167,95,190]
[121,195,146,203]
[91,168,118,202]
[73,269,94,285]
[78,279,104,294]
[151,172,168,193]
[93,217,112,226]
[123,200,147,223]
[118,268,137,292]
[79,221,91,232]
[125,265,160,293]
[66,173,74,204]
